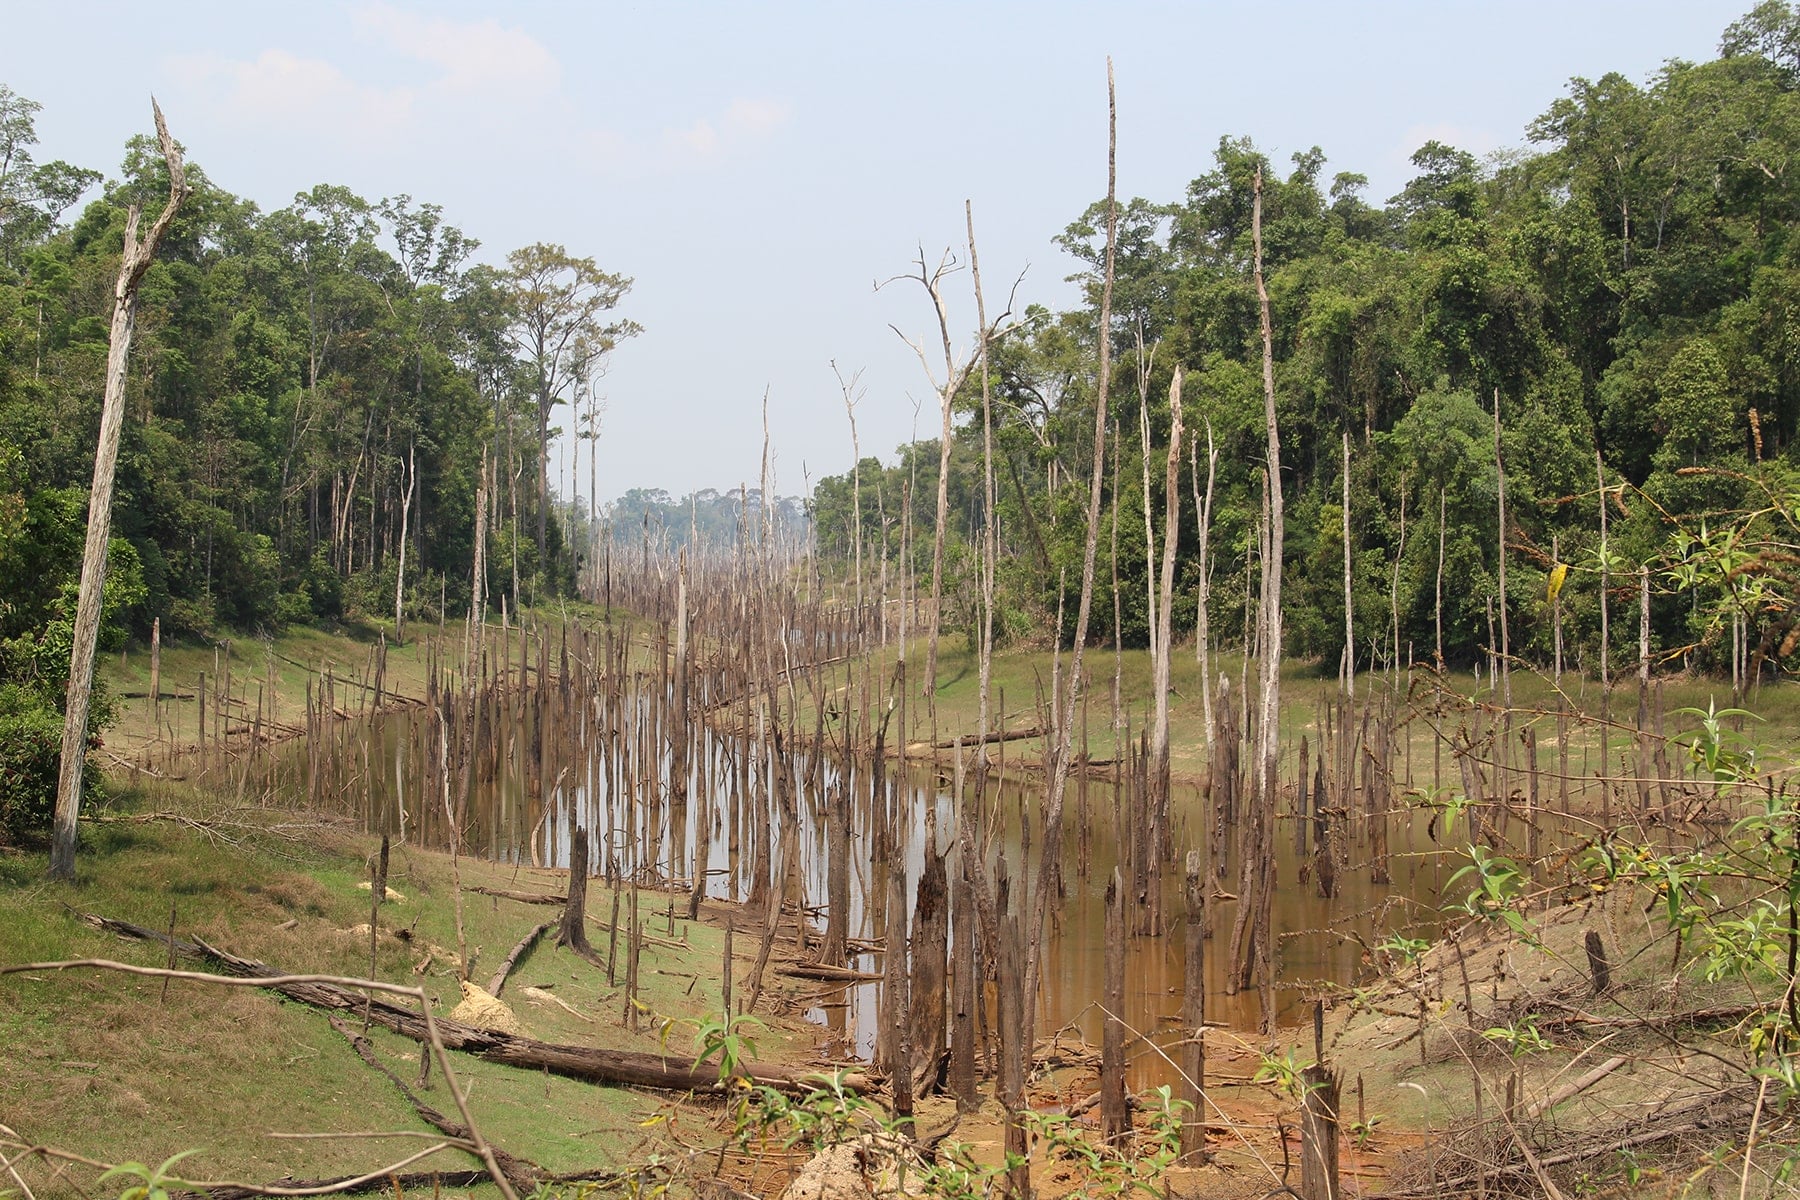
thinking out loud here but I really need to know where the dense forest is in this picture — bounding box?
[0,89,638,829]
[811,2,1800,685]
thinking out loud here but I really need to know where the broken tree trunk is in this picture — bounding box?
[1181,850,1207,1161]
[1101,867,1129,1145]
[909,824,950,1098]
[50,101,186,881]
[557,827,602,966]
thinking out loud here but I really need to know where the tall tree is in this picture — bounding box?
[504,243,636,573]
[48,101,185,881]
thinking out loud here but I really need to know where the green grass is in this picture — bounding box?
[0,784,817,1199]
[806,633,1800,787]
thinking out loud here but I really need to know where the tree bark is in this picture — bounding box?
[1100,867,1129,1144]
[1227,168,1284,1015]
[557,826,601,965]
[50,101,186,882]
[1181,851,1207,1160]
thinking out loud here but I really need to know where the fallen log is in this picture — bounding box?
[930,726,1045,750]
[486,921,554,996]
[471,886,565,905]
[780,961,884,982]
[79,913,866,1097]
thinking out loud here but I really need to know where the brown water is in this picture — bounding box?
[291,703,1461,1084]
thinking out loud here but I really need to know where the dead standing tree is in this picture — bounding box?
[1227,167,1285,1037]
[1012,60,1120,1200]
[50,101,187,881]
[879,249,977,733]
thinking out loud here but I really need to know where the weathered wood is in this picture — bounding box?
[486,921,554,996]
[929,726,1044,750]
[1100,867,1128,1145]
[1181,850,1207,1161]
[557,826,602,966]
[884,852,913,1124]
[50,102,186,881]
[1585,929,1611,996]
[778,962,882,983]
[909,826,950,1098]
[1299,1063,1341,1200]
[949,857,980,1111]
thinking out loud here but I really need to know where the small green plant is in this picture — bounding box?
[100,1151,203,1200]
[1482,1013,1553,1058]
[1673,699,1761,783]
[1253,1047,1317,1099]
[1024,1085,1189,1199]
[1348,1112,1384,1148]
[914,1141,1019,1200]
[1378,932,1431,968]
[1448,846,1534,941]
[691,1012,764,1083]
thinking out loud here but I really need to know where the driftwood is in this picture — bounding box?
[81,913,864,1096]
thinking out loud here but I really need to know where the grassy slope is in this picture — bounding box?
[811,635,1800,790]
[0,797,818,1198]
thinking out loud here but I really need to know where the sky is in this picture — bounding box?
[1,0,1756,507]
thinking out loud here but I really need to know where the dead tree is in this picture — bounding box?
[1227,167,1285,1032]
[1149,368,1185,870]
[50,101,186,881]
[879,248,976,730]
[557,826,602,966]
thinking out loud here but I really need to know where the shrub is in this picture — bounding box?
[0,684,65,844]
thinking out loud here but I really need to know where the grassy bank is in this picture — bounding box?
[0,785,827,1198]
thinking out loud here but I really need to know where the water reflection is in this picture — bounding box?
[290,704,1461,1084]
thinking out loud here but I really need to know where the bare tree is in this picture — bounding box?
[1227,168,1285,1028]
[1342,430,1354,699]
[1191,423,1218,738]
[880,249,973,727]
[49,101,186,882]
[1022,54,1119,1112]
[834,362,867,629]
[1149,368,1184,867]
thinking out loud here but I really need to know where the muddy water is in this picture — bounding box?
[298,705,1460,1085]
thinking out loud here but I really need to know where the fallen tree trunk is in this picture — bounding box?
[930,726,1044,750]
[80,913,864,1097]
[471,886,565,905]
[485,920,554,996]
[780,961,884,982]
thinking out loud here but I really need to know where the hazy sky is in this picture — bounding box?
[4,1,1753,505]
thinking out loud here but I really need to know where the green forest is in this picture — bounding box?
[811,2,1800,688]
[0,88,642,832]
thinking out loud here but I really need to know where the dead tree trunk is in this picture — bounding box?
[557,826,601,966]
[1149,368,1185,870]
[1020,62,1119,1124]
[1181,850,1207,1160]
[909,826,949,1097]
[1101,867,1129,1144]
[1228,168,1285,1022]
[50,101,186,882]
